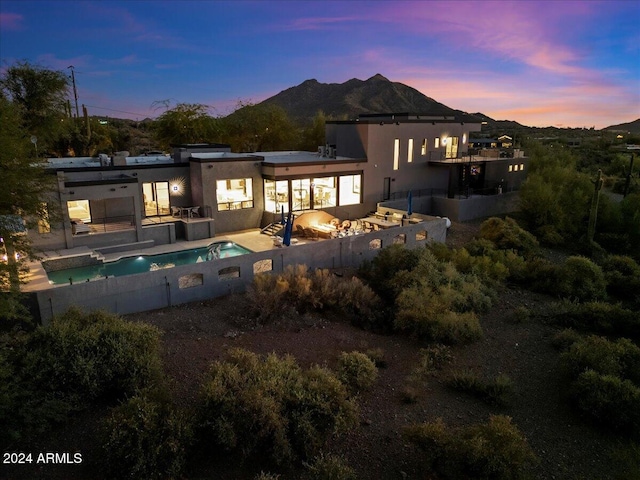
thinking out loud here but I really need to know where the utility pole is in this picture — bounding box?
[68,65,79,119]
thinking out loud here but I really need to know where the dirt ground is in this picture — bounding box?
[4,221,630,480]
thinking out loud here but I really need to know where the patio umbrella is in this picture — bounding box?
[283,211,293,246]
[407,190,413,216]
[280,205,285,224]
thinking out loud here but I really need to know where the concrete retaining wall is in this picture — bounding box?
[36,221,445,323]
[431,192,519,222]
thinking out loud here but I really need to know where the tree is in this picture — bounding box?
[298,110,327,151]
[220,101,297,152]
[0,61,70,154]
[152,103,220,150]
[0,95,57,326]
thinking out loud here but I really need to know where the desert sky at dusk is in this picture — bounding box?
[1,0,638,129]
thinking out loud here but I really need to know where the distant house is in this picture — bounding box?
[28,113,528,252]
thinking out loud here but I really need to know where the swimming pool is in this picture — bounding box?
[46,241,253,285]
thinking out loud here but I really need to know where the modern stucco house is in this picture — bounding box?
[28,113,528,253]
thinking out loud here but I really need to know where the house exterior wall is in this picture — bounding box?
[191,158,264,234]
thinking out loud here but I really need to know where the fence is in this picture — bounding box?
[36,221,446,324]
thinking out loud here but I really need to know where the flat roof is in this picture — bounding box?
[257,151,365,166]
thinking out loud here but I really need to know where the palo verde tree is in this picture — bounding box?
[0,61,70,155]
[0,95,58,326]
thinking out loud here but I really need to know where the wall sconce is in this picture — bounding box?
[207,164,214,169]
[69,191,75,195]
[120,185,127,189]
[395,122,400,126]
[110,188,116,192]
[169,176,186,196]
[286,167,289,171]
[379,122,384,125]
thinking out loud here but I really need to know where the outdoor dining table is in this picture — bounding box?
[362,216,400,229]
[179,206,200,219]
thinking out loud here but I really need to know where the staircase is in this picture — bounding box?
[260,222,284,236]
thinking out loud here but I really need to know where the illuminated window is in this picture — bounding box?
[143,182,170,216]
[67,199,91,223]
[339,174,361,206]
[513,165,519,171]
[434,138,440,148]
[407,139,414,162]
[509,165,513,172]
[264,179,288,214]
[393,139,399,170]
[445,136,459,159]
[421,139,427,155]
[520,164,524,170]
[462,133,467,144]
[216,178,253,211]
[312,177,336,209]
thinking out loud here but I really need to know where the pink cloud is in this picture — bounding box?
[35,54,92,71]
[0,12,23,30]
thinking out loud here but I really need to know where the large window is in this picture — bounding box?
[143,182,170,216]
[445,136,459,159]
[407,139,414,163]
[393,139,400,170]
[67,199,91,223]
[291,178,311,211]
[312,177,336,209]
[264,179,289,213]
[339,174,361,206]
[216,178,254,211]
[421,138,427,156]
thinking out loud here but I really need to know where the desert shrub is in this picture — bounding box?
[0,308,163,448]
[101,392,192,480]
[248,266,383,326]
[304,452,357,480]
[555,256,607,301]
[549,301,640,339]
[404,415,536,480]
[509,256,559,294]
[600,255,640,303]
[561,335,640,384]
[417,344,453,374]
[359,244,423,302]
[448,370,513,406]
[363,348,387,368]
[395,287,483,344]
[197,349,358,465]
[479,217,540,257]
[551,328,582,351]
[571,370,640,436]
[336,351,378,393]
[510,305,531,324]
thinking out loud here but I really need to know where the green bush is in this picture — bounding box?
[17,308,163,405]
[448,370,513,406]
[551,328,582,351]
[197,349,358,465]
[358,244,423,302]
[571,369,640,436]
[395,287,483,344]
[417,344,453,374]
[601,255,640,303]
[304,452,357,480]
[0,308,163,448]
[404,415,536,479]
[336,351,378,393]
[101,392,192,480]
[556,256,607,301]
[479,217,540,257]
[549,301,640,339]
[561,335,640,384]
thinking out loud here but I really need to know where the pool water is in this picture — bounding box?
[46,241,253,285]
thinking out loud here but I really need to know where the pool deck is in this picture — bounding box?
[22,229,311,292]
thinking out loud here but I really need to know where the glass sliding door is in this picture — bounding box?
[143,182,170,216]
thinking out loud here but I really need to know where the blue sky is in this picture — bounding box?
[1,0,639,129]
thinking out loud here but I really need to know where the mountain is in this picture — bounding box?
[603,119,640,135]
[260,74,472,123]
